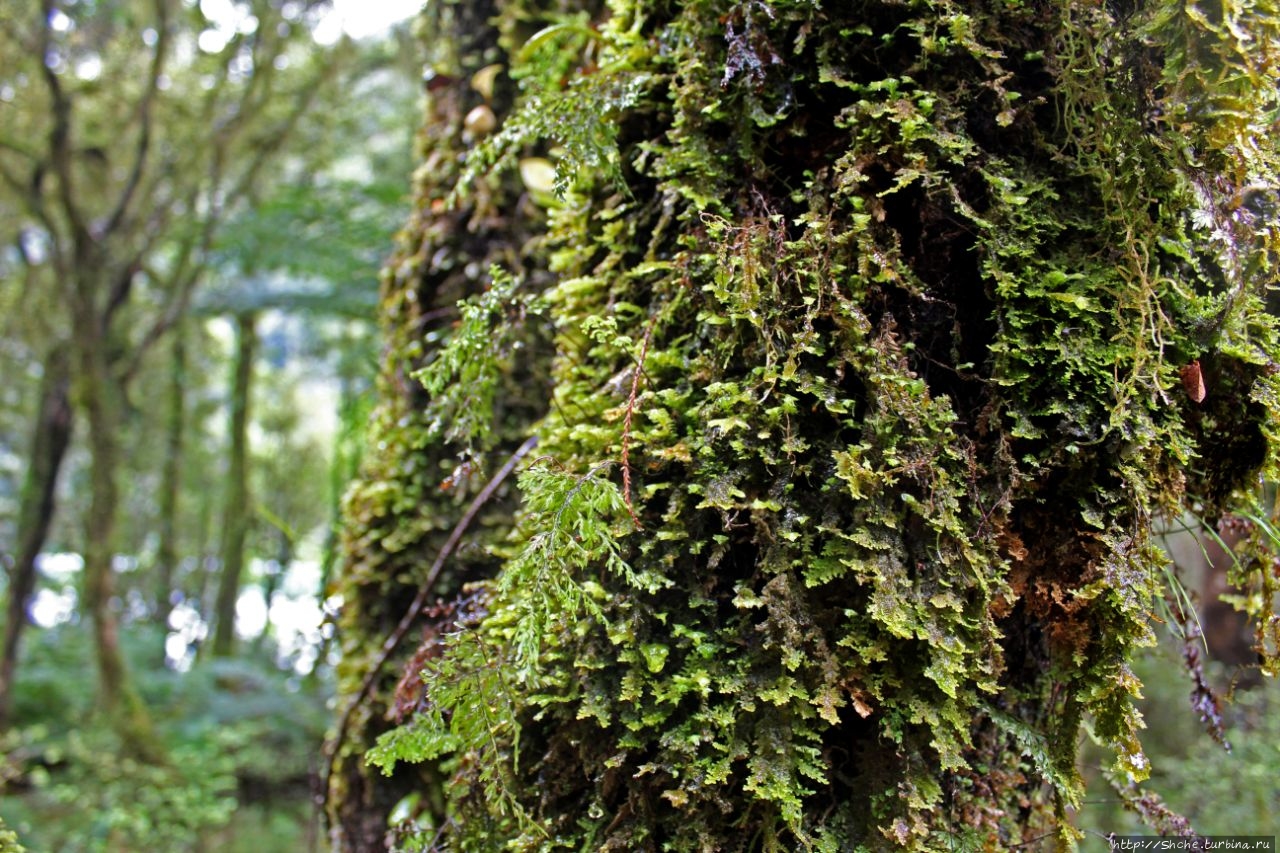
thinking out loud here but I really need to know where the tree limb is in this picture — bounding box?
[103,0,171,238]
[37,0,91,260]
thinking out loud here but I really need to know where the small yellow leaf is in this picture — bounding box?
[470,64,503,101]
[661,788,689,808]
[519,157,557,195]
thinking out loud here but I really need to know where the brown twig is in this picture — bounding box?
[620,316,656,528]
[323,434,538,807]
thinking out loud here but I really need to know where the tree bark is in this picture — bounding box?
[74,306,160,762]
[212,311,257,658]
[334,0,1280,849]
[0,349,73,727]
[323,0,560,846]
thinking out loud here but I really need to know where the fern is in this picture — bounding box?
[411,267,540,451]
[501,462,664,680]
[453,69,651,201]
[987,706,1085,808]
[366,462,651,836]
[366,626,533,828]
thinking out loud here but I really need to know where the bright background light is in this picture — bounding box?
[313,0,423,44]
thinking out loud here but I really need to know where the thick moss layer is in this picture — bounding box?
[346,0,1279,850]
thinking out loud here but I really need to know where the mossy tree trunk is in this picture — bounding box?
[73,276,162,762]
[323,1,566,847]
[213,311,258,658]
[335,0,1279,850]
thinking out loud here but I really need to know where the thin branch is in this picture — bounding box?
[103,0,170,237]
[123,49,347,379]
[323,434,539,805]
[223,49,349,207]
[37,0,91,258]
[120,259,199,383]
[0,157,66,279]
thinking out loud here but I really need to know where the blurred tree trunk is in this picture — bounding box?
[153,322,187,653]
[0,349,73,727]
[212,311,257,658]
[73,284,161,761]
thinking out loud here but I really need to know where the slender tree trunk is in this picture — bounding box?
[75,318,160,761]
[0,350,74,727]
[153,323,187,650]
[212,311,257,657]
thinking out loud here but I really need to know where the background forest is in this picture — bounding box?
[0,0,420,848]
[1,0,1278,852]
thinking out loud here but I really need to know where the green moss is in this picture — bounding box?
[348,0,1280,850]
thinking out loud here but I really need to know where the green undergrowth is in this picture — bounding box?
[0,624,326,852]
[357,0,1280,850]
[1077,634,1280,838]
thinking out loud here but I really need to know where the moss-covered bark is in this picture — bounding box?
[337,0,1279,850]
[325,1,566,847]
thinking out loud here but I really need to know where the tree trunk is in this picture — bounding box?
[322,0,559,846]
[335,1,1280,849]
[153,322,187,654]
[75,317,160,761]
[0,349,73,727]
[212,311,257,658]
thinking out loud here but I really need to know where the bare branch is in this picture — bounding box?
[119,191,210,381]
[36,0,91,259]
[103,0,172,237]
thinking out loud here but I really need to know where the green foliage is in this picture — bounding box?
[413,267,542,451]
[0,624,329,853]
[1143,685,1280,832]
[456,6,654,199]
[367,626,534,837]
[459,69,651,199]
[1077,644,1280,838]
[0,816,24,853]
[354,0,1280,849]
[3,725,238,853]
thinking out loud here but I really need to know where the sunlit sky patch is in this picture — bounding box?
[312,0,423,45]
[198,0,422,50]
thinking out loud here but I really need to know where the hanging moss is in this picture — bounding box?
[347,0,1279,850]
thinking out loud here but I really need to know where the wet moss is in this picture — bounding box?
[343,0,1280,850]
